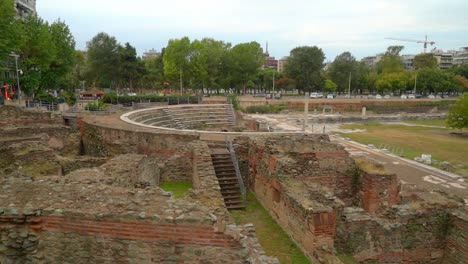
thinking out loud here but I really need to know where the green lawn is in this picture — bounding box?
[338,122,468,177]
[230,192,310,264]
[159,181,192,198]
[404,118,448,127]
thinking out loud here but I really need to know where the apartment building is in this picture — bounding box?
[14,0,36,18]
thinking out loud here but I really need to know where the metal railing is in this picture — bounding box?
[225,135,246,200]
[25,100,58,111]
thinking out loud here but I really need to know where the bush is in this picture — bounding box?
[102,92,200,104]
[244,104,288,114]
[85,100,106,111]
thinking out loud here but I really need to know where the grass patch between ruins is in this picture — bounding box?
[337,122,468,178]
[230,192,310,264]
[159,181,192,198]
[404,118,448,127]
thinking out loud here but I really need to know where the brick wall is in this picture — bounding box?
[359,172,401,216]
[0,213,247,263]
[443,211,468,264]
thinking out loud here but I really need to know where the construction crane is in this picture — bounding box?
[385,35,435,53]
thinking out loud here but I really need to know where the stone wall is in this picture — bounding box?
[358,171,401,216]
[443,210,468,264]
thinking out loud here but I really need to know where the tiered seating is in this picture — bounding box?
[127,104,235,130]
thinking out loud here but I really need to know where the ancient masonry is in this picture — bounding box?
[0,104,467,263]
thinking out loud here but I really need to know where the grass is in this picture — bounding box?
[404,118,448,127]
[159,181,192,198]
[338,122,468,177]
[230,192,310,264]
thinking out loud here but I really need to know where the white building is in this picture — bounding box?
[142,48,161,59]
[401,55,416,70]
[14,0,36,18]
[277,56,289,72]
[453,47,468,65]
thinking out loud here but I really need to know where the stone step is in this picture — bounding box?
[222,194,242,200]
[226,204,245,210]
[217,177,238,182]
[221,189,241,195]
[221,185,241,190]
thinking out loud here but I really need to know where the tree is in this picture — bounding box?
[229,42,264,93]
[163,37,193,88]
[284,46,325,94]
[275,77,296,91]
[416,68,457,95]
[328,52,359,93]
[376,46,405,74]
[376,72,410,94]
[413,53,437,70]
[19,15,56,95]
[323,79,337,93]
[40,19,76,90]
[142,50,165,89]
[0,0,22,70]
[118,42,143,90]
[449,65,468,79]
[86,32,120,88]
[454,75,468,93]
[446,93,468,130]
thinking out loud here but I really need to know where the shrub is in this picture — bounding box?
[244,104,288,114]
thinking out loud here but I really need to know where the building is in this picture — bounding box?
[401,54,416,70]
[142,48,161,59]
[431,49,455,69]
[361,53,384,68]
[14,0,36,18]
[262,42,278,70]
[277,56,288,72]
[453,47,468,65]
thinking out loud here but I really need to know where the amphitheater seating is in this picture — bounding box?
[126,104,235,130]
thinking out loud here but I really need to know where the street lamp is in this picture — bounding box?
[9,53,21,104]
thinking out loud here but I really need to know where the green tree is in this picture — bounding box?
[86,32,120,88]
[229,41,264,93]
[284,46,325,94]
[413,53,437,70]
[0,0,23,69]
[323,79,337,93]
[118,42,144,90]
[40,19,76,90]
[376,46,405,74]
[163,37,193,89]
[449,65,468,79]
[416,68,457,94]
[446,93,468,129]
[19,15,56,95]
[71,50,86,89]
[376,72,410,94]
[142,50,165,89]
[328,52,359,93]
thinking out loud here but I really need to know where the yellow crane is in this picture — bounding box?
[385,35,436,53]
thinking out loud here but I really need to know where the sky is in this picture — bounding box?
[37,0,468,61]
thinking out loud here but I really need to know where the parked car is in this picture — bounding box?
[317,92,323,98]
[384,95,391,99]
[127,92,137,96]
[407,94,415,99]
[310,92,319,98]
[274,93,282,99]
[326,94,334,99]
[400,94,408,99]
[375,94,382,99]
[265,93,273,99]
[428,94,435,99]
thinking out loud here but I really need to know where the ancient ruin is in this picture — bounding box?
[0,103,466,263]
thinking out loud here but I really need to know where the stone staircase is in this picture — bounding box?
[209,142,245,210]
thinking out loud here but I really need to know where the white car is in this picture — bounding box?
[384,95,391,99]
[310,92,319,98]
[375,94,382,99]
[400,94,408,99]
[428,94,435,99]
[407,94,415,99]
[326,94,334,99]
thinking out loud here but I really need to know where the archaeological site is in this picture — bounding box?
[0,101,466,264]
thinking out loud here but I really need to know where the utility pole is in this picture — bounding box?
[9,53,21,104]
[272,71,275,95]
[179,69,183,104]
[303,90,308,132]
[348,72,351,98]
[413,73,417,95]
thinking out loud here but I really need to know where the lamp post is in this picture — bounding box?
[9,53,21,104]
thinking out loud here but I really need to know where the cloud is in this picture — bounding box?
[37,0,468,59]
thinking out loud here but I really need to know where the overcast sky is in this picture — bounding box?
[37,0,468,61]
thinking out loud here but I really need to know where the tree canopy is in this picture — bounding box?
[447,93,468,129]
[284,46,325,93]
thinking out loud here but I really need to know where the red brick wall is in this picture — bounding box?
[360,172,401,216]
